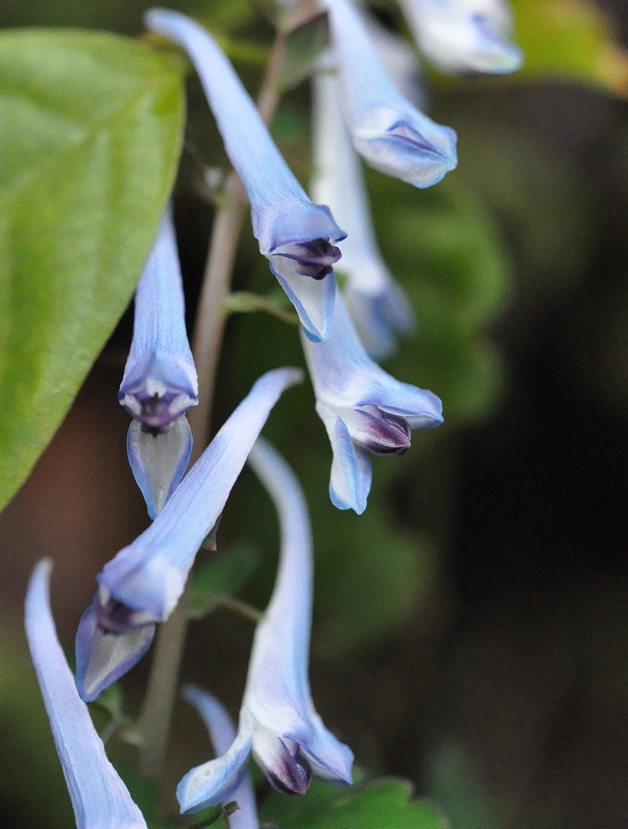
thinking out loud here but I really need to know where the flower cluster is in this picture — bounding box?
[24,1,521,826]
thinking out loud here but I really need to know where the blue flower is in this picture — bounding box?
[145,9,346,343]
[177,440,353,814]
[322,0,457,188]
[119,207,197,518]
[182,687,259,829]
[302,294,443,514]
[400,0,523,75]
[311,70,416,360]
[25,560,147,829]
[75,368,303,701]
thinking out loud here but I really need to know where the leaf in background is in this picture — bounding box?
[279,11,330,91]
[0,30,185,511]
[189,543,261,620]
[510,0,628,97]
[259,777,448,829]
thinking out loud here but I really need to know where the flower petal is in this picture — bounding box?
[317,406,372,514]
[127,416,193,518]
[145,8,345,342]
[323,0,457,187]
[25,560,147,829]
[401,0,523,75]
[311,69,415,358]
[177,710,254,815]
[74,604,155,702]
[245,440,354,780]
[119,207,197,432]
[181,687,259,828]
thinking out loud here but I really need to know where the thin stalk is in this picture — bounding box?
[136,31,288,783]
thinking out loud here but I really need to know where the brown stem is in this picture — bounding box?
[136,31,288,784]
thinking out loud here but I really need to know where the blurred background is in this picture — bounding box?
[1,1,627,827]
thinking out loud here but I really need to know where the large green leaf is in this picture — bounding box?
[0,30,185,511]
[259,777,447,829]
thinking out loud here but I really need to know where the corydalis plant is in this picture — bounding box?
[146,8,346,343]
[75,368,303,701]
[25,560,147,829]
[322,0,457,187]
[119,207,198,518]
[302,294,442,514]
[177,439,353,813]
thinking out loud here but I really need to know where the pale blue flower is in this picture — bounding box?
[302,294,442,514]
[322,0,457,187]
[182,687,259,829]
[177,440,353,814]
[75,368,303,701]
[25,560,147,829]
[400,0,523,75]
[311,70,415,360]
[145,8,346,343]
[119,207,197,517]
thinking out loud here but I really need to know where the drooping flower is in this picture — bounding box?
[75,368,303,701]
[145,8,346,343]
[322,0,457,187]
[177,439,353,814]
[302,293,442,514]
[25,560,147,829]
[182,687,259,829]
[311,69,415,360]
[400,0,523,75]
[119,207,198,518]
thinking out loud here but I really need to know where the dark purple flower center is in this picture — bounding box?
[265,741,312,795]
[276,238,341,280]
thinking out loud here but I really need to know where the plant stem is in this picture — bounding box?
[136,30,288,783]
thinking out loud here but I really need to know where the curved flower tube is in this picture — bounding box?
[322,0,457,188]
[145,8,346,342]
[25,560,147,829]
[302,294,442,514]
[119,207,197,517]
[400,0,523,75]
[75,368,303,701]
[311,69,415,360]
[182,687,259,829]
[177,439,353,814]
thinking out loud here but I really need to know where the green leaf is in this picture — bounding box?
[510,0,628,97]
[279,11,330,91]
[259,777,448,829]
[190,543,261,620]
[0,30,185,511]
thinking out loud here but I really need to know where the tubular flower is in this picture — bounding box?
[75,368,303,701]
[322,0,457,188]
[311,69,415,360]
[302,294,442,514]
[177,439,353,814]
[182,687,259,829]
[119,207,198,518]
[145,8,346,343]
[400,0,523,75]
[25,560,147,829]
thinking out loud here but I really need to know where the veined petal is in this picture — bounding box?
[401,0,523,75]
[75,604,155,703]
[311,69,415,358]
[145,8,345,342]
[25,560,147,829]
[322,0,457,187]
[244,440,354,784]
[177,709,254,815]
[181,687,259,829]
[76,369,302,701]
[127,416,193,519]
[119,207,197,432]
